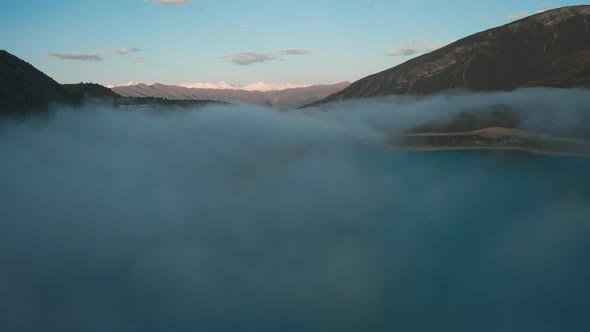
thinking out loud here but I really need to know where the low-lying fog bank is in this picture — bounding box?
[1,88,589,332]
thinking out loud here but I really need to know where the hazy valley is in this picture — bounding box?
[1,4,590,332]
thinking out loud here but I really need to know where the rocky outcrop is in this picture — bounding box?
[313,6,590,105]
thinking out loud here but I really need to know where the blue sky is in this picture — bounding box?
[1,0,587,86]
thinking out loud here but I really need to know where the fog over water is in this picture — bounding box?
[1,88,590,332]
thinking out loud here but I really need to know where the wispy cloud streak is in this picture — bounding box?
[114,46,141,55]
[280,48,312,55]
[221,48,312,66]
[45,52,102,62]
[220,52,281,66]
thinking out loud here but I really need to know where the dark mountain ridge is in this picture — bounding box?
[0,51,226,114]
[63,83,120,99]
[0,50,75,113]
[312,5,590,105]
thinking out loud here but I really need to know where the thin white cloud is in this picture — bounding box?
[146,0,190,5]
[506,11,530,20]
[388,38,450,57]
[220,52,281,66]
[114,46,141,55]
[46,45,142,63]
[45,52,102,62]
[221,48,312,66]
[280,48,312,56]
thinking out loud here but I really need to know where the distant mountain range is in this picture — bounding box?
[2,5,590,115]
[179,82,314,91]
[311,5,590,105]
[112,82,350,109]
[110,81,316,91]
[0,49,347,113]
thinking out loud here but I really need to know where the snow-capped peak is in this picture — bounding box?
[178,81,239,90]
[108,81,314,92]
[106,81,153,88]
[240,82,312,91]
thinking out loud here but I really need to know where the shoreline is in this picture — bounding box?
[391,145,590,157]
[390,127,590,157]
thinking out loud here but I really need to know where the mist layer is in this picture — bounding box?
[1,89,590,332]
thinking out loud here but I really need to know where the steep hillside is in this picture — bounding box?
[0,50,74,113]
[313,6,590,104]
